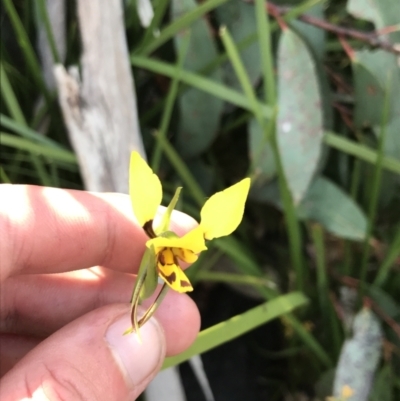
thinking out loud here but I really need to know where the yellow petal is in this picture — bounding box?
[157,248,193,292]
[200,178,250,240]
[146,226,207,254]
[172,247,199,263]
[129,151,162,227]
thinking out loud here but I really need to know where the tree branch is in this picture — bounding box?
[263,1,400,55]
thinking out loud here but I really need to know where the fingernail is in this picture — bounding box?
[105,311,165,389]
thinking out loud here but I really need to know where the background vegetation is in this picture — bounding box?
[1,0,399,400]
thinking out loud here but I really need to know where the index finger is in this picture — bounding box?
[0,185,197,281]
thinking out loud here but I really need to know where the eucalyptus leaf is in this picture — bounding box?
[347,0,400,43]
[248,178,280,205]
[287,3,332,168]
[353,50,400,128]
[382,115,400,161]
[215,0,261,92]
[249,117,276,182]
[171,0,224,158]
[277,29,323,203]
[289,2,326,61]
[377,115,400,205]
[353,61,385,128]
[297,177,367,241]
[353,50,400,205]
[186,157,215,194]
[367,285,400,319]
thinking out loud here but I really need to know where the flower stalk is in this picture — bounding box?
[125,152,250,334]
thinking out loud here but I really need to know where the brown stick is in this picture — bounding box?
[260,1,400,55]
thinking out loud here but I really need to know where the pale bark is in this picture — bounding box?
[55,0,144,193]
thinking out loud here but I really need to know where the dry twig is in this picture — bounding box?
[248,1,400,55]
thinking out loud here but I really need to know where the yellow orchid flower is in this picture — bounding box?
[127,151,250,332]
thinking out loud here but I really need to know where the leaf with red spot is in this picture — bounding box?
[277,29,324,204]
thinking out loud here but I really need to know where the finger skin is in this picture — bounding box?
[0,184,197,280]
[0,334,39,377]
[1,271,200,354]
[0,305,167,401]
[0,184,202,384]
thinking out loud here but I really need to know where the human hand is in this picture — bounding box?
[0,184,200,400]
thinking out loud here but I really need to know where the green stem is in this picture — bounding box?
[255,0,276,105]
[151,33,190,171]
[359,85,390,294]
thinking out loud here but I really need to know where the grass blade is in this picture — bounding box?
[137,0,228,56]
[153,132,204,205]
[162,291,308,369]
[131,56,273,118]
[359,85,390,289]
[136,0,171,52]
[324,131,400,175]
[0,114,63,148]
[254,0,276,105]
[1,133,77,164]
[0,63,27,124]
[151,32,190,171]
[2,0,51,103]
[219,26,264,126]
[0,166,11,183]
[374,225,400,287]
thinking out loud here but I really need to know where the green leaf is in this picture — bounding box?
[277,29,323,203]
[213,236,262,276]
[382,115,400,161]
[171,0,224,158]
[347,0,400,44]
[367,286,400,319]
[251,175,369,241]
[249,117,276,182]
[289,2,326,61]
[352,61,385,128]
[185,157,215,194]
[248,178,280,204]
[215,0,261,92]
[374,224,400,286]
[288,2,334,149]
[353,50,400,128]
[333,308,383,401]
[162,291,308,369]
[297,177,367,240]
[369,365,393,401]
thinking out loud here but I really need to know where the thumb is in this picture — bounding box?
[0,304,166,401]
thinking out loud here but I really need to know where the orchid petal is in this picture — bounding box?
[157,248,193,292]
[129,151,162,227]
[147,226,207,254]
[200,178,250,240]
